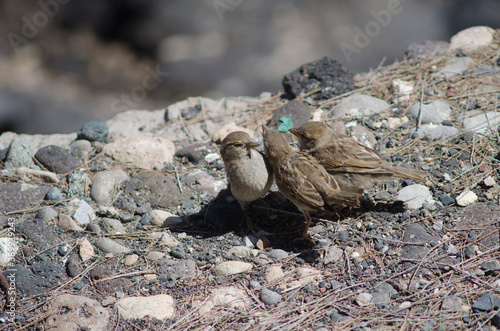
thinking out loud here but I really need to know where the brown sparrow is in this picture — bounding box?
[262,126,361,240]
[289,121,427,193]
[220,131,274,233]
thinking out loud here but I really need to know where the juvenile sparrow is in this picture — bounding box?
[289,121,427,193]
[220,131,274,233]
[262,126,362,240]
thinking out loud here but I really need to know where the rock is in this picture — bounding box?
[99,218,127,234]
[441,295,463,311]
[78,238,94,262]
[456,190,478,207]
[96,238,131,255]
[147,251,165,261]
[355,293,373,306]
[214,261,253,276]
[267,100,312,133]
[323,245,344,264]
[267,249,289,260]
[77,120,109,142]
[157,259,197,279]
[439,194,455,206]
[15,167,59,183]
[67,170,90,198]
[106,109,165,138]
[116,294,175,320]
[225,246,253,259]
[182,169,226,197]
[397,184,434,210]
[124,254,139,266]
[350,125,377,149]
[90,169,129,204]
[45,294,110,331]
[175,143,216,165]
[372,283,397,304]
[150,209,177,227]
[35,145,81,174]
[113,195,137,210]
[471,293,500,312]
[265,266,285,282]
[282,57,354,100]
[16,219,59,250]
[4,137,38,169]
[159,233,180,248]
[55,215,84,232]
[449,26,495,52]
[45,187,64,202]
[259,288,282,305]
[118,213,134,223]
[135,202,151,215]
[69,139,93,159]
[481,260,500,275]
[0,237,18,266]
[413,124,458,140]
[71,199,95,226]
[434,57,474,78]
[404,40,449,59]
[483,176,496,187]
[408,100,451,124]
[390,79,414,104]
[198,286,250,314]
[212,123,254,143]
[399,301,412,310]
[36,206,58,221]
[401,223,440,265]
[103,136,175,170]
[332,94,389,118]
[463,112,500,134]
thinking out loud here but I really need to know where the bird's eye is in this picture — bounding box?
[233,143,244,148]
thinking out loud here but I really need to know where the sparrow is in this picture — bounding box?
[220,131,274,233]
[289,121,427,193]
[262,126,362,240]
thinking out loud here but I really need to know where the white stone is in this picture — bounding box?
[463,112,500,134]
[214,261,253,276]
[15,167,59,183]
[397,184,434,210]
[72,199,95,225]
[0,238,18,266]
[450,26,495,52]
[78,238,94,262]
[105,109,165,138]
[150,209,182,227]
[124,254,139,266]
[103,136,175,170]
[355,293,373,306]
[116,294,175,320]
[197,287,250,315]
[399,301,412,309]
[456,190,478,207]
[323,245,344,264]
[408,100,451,124]
[225,246,252,258]
[332,94,389,118]
[391,79,414,103]
[90,169,129,204]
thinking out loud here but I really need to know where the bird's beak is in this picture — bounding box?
[247,138,260,149]
[288,128,300,138]
[261,125,268,136]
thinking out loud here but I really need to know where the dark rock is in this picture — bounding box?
[140,213,152,225]
[282,57,354,100]
[118,213,134,223]
[45,186,64,202]
[404,40,450,59]
[171,245,187,259]
[135,202,151,215]
[16,219,60,250]
[11,261,66,296]
[123,172,192,208]
[175,143,215,165]
[157,259,197,279]
[481,260,500,275]
[0,148,7,162]
[439,193,455,206]
[77,120,109,142]
[90,265,133,294]
[0,182,48,213]
[267,101,312,140]
[471,293,500,312]
[113,195,137,210]
[401,223,440,270]
[181,105,201,120]
[66,253,82,278]
[35,145,81,174]
[493,312,500,328]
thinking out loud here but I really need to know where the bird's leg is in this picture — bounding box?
[298,210,315,244]
[242,204,256,234]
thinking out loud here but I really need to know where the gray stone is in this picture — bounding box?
[441,295,463,311]
[36,206,58,221]
[332,94,389,118]
[77,120,109,142]
[45,187,64,202]
[397,184,433,210]
[463,112,500,134]
[267,249,289,260]
[96,238,131,255]
[449,26,495,52]
[434,57,474,78]
[408,100,451,124]
[260,288,282,305]
[214,261,252,276]
[99,217,127,234]
[69,139,92,159]
[181,169,226,197]
[323,245,343,264]
[72,199,95,226]
[35,145,81,174]
[401,223,440,264]
[157,259,197,279]
[67,170,90,198]
[472,293,500,312]
[90,169,129,204]
[249,280,260,288]
[4,137,38,169]
[413,124,458,140]
[226,246,252,258]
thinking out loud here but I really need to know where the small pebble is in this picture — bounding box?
[45,187,64,202]
[259,288,282,305]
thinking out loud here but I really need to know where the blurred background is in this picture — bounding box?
[0,0,499,134]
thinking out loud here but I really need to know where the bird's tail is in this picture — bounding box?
[390,167,428,181]
[325,191,362,209]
